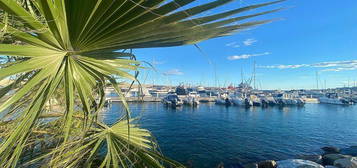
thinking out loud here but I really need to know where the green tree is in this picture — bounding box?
[0,0,283,167]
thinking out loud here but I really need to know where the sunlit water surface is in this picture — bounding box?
[101,103,357,168]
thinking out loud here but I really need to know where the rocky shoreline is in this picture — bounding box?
[220,146,357,168]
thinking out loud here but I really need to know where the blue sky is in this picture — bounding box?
[134,0,357,90]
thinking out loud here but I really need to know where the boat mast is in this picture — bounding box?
[324,79,327,90]
[241,67,244,84]
[214,63,218,88]
[253,60,256,90]
[315,71,319,90]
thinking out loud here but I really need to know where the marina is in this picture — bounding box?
[104,83,357,107]
[102,83,357,167]
[101,102,357,168]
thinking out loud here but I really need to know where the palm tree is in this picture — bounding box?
[0,0,283,167]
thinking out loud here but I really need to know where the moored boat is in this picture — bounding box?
[319,93,353,105]
[216,92,232,106]
[232,97,245,106]
[162,94,184,107]
[183,91,200,106]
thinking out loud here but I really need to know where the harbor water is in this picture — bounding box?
[101,103,357,168]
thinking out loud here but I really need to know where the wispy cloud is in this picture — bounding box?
[259,60,357,72]
[243,38,257,46]
[321,67,357,72]
[261,64,308,69]
[226,39,258,48]
[163,69,184,76]
[227,52,270,60]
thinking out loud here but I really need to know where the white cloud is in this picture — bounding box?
[163,69,184,76]
[259,60,357,72]
[227,52,270,60]
[321,66,357,72]
[243,38,257,46]
[259,64,308,69]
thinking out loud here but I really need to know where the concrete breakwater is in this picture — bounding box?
[224,146,357,168]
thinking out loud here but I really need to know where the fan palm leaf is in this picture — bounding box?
[0,0,283,167]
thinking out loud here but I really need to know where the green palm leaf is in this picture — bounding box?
[0,0,283,167]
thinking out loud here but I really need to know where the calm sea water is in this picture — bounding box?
[101,103,357,168]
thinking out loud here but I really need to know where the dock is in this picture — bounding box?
[302,98,319,104]
[107,97,161,102]
[107,96,217,102]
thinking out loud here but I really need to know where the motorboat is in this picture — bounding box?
[319,93,353,105]
[231,92,246,106]
[184,92,200,106]
[274,93,305,106]
[162,94,184,107]
[247,95,261,106]
[216,98,232,106]
[216,92,232,106]
[261,96,277,106]
[232,97,245,106]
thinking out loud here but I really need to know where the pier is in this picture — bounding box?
[106,96,217,102]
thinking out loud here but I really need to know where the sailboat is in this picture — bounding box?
[231,65,258,107]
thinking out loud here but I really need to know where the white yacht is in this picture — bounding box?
[196,86,207,97]
[319,93,352,105]
[274,93,305,106]
[231,92,246,106]
[232,97,245,106]
[260,96,277,106]
[183,92,200,106]
[216,92,232,105]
